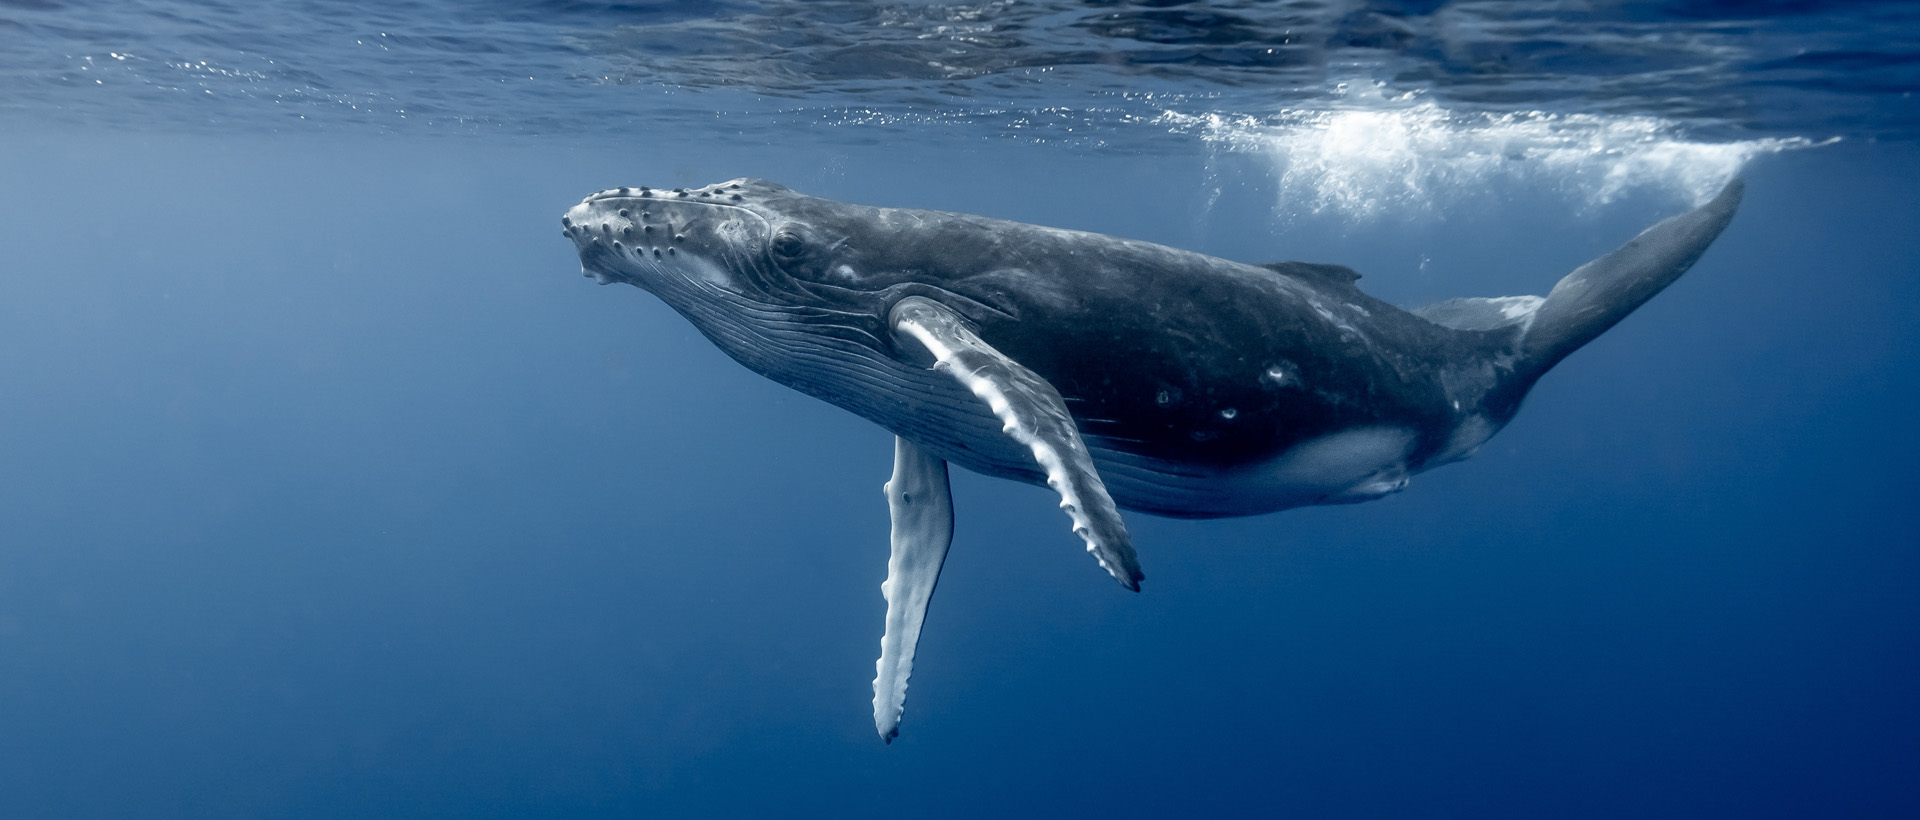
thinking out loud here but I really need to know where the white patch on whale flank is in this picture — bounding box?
[1251,426,1416,503]
[1491,295,1545,332]
[1430,415,1496,467]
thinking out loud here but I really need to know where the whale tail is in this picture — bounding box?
[1414,179,1744,413]
[1516,179,1744,377]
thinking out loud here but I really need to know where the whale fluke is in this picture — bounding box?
[1521,179,1745,375]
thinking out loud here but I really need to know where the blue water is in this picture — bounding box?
[1,2,1917,818]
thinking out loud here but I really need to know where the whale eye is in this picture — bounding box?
[771,231,806,259]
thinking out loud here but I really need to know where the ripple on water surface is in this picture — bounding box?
[0,0,1905,212]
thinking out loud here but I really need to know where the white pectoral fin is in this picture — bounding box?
[874,435,954,743]
[888,297,1145,591]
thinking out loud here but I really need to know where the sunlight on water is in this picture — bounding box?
[1160,91,1824,220]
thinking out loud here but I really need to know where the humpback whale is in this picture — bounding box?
[560,179,1744,741]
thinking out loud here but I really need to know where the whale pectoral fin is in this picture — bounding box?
[888,297,1145,591]
[874,436,954,743]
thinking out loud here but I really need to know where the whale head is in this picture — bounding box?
[566,179,830,296]
[563,179,880,367]
[562,179,1027,383]
[567,178,1019,412]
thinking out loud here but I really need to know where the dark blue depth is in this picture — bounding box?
[0,129,1914,818]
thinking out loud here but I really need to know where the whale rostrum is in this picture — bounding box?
[561,178,1745,741]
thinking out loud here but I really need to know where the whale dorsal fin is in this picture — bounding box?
[888,296,1144,591]
[1262,261,1361,285]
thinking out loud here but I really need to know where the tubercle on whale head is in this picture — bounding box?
[561,179,778,291]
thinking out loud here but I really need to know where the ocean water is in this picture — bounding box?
[1,1,1917,818]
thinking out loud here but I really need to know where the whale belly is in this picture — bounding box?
[1089,426,1419,519]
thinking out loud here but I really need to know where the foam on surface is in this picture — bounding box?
[1161,94,1820,219]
